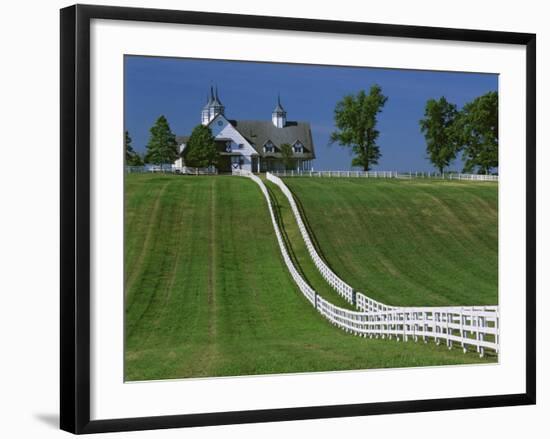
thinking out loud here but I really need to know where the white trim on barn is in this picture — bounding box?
[208,114,258,173]
[175,88,316,173]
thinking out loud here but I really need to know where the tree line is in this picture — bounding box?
[126,87,498,175]
[330,86,498,174]
[419,92,498,174]
[126,116,300,171]
[125,116,218,170]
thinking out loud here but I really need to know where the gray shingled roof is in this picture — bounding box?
[176,135,190,144]
[230,120,315,158]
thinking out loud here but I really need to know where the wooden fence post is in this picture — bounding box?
[479,316,485,357]
[460,309,466,353]
[446,312,452,349]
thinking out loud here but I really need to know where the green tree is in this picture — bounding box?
[125,130,134,161]
[130,152,144,166]
[144,115,178,170]
[279,143,295,170]
[184,124,218,171]
[125,130,144,166]
[330,85,388,171]
[419,97,459,174]
[454,91,498,174]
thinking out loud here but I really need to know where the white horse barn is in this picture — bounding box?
[174,88,316,173]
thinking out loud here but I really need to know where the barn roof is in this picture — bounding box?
[230,120,315,158]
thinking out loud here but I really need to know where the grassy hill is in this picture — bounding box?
[284,177,498,307]
[125,174,494,381]
[265,180,356,310]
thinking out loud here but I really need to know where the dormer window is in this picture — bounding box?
[293,141,304,153]
[264,141,275,153]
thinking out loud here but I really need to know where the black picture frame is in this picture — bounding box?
[60,4,536,434]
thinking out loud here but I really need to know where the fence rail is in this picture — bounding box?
[125,166,217,175]
[263,172,499,356]
[267,172,355,303]
[272,170,498,182]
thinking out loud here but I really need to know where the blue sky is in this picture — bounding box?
[124,56,497,172]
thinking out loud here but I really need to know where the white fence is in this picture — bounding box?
[263,172,499,356]
[125,165,217,175]
[238,170,317,307]
[266,172,355,303]
[272,170,498,182]
[319,297,498,355]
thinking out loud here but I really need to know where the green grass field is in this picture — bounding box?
[125,174,495,381]
[284,177,498,307]
[265,180,355,310]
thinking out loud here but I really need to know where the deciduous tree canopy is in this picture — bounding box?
[184,124,218,169]
[279,143,295,171]
[330,85,388,171]
[419,97,458,174]
[453,91,498,174]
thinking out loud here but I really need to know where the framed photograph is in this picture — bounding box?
[60,4,536,434]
